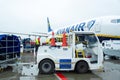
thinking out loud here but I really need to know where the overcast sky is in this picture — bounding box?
[0,0,120,33]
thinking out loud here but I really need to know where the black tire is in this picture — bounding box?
[39,59,55,74]
[75,61,89,73]
[110,56,119,60]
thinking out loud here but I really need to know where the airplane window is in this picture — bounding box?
[111,19,117,23]
[111,19,120,23]
[117,19,120,23]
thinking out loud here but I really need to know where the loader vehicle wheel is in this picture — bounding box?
[75,61,89,73]
[39,59,55,74]
[110,56,119,60]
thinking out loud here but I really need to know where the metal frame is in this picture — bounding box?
[0,35,20,67]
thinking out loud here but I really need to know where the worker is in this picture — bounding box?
[35,37,40,53]
[34,37,40,63]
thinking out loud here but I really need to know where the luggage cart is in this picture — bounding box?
[0,34,20,69]
[22,38,35,53]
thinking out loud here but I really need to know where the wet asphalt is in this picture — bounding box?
[0,52,120,80]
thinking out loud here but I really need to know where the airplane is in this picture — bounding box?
[47,16,120,42]
[1,16,120,43]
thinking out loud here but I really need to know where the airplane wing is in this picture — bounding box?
[0,31,48,37]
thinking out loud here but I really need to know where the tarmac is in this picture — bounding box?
[0,52,120,80]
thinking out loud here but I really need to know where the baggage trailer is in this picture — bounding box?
[0,34,20,69]
[22,38,34,53]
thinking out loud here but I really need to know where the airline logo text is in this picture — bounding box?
[56,20,95,34]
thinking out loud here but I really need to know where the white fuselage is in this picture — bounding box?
[51,16,120,36]
[90,16,120,36]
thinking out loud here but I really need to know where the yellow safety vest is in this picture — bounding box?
[35,39,40,45]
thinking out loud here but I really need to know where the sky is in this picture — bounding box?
[0,0,120,34]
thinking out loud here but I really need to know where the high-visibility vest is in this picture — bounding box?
[35,38,40,45]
